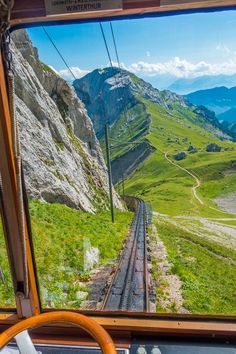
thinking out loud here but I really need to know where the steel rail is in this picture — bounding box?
[102,197,149,311]
[120,202,142,310]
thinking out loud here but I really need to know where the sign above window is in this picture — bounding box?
[44,0,123,16]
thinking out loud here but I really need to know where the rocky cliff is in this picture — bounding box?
[74,68,187,138]
[11,30,122,212]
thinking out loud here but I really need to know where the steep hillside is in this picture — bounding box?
[219,109,236,134]
[125,98,236,217]
[74,68,231,184]
[11,30,122,212]
[187,86,236,136]
[218,107,236,122]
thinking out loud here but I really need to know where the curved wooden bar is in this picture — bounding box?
[0,312,117,354]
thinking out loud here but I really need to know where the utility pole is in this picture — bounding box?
[105,124,114,223]
[122,173,125,197]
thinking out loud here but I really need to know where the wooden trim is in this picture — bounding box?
[0,53,40,317]
[0,314,235,336]
[93,317,236,335]
[9,0,236,27]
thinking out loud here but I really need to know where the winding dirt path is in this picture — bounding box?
[163,151,234,215]
[164,152,203,205]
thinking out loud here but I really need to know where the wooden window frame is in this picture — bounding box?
[0,0,235,338]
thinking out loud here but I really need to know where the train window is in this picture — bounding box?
[11,9,236,314]
[0,199,15,308]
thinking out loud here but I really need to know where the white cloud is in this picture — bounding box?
[59,67,90,80]
[128,55,236,78]
[146,51,151,57]
[50,54,236,82]
[49,65,90,80]
[110,61,126,69]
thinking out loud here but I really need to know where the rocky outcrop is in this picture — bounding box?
[188,145,197,153]
[192,105,232,141]
[174,152,186,161]
[206,143,221,152]
[74,68,136,138]
[111,141,155,184]
[11,30,122,212]
[73,68,188,138]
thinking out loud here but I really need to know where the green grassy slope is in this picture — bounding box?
[125,98,236,218]
[0,224,15,308]
[123,98,236,315]
[100,100,150,161]
[0,201,133,309]
[155,218,236,315]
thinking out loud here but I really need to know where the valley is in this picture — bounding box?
[76,67,236,315]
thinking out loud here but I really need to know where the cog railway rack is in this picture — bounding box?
[103,197,149,311]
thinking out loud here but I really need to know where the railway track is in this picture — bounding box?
[102,197,149,311]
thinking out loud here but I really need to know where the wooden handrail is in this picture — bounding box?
[0,311,117,353]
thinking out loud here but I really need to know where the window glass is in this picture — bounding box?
[0,214,15,308]
[12,10,236,314]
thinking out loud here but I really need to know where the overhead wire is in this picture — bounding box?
[109,22,132,137]
[110,22,120,68]
[42,26,77,81]
[99,21,132,141]
[99,21,121,129]
[108,21,141,187]
[99,22,113,68]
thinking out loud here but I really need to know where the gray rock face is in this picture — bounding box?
[206,143,222,152]
[174,152,186,161]
[111,141,155,185]
[74,68,135,138]
[73,68,188,138]
[188,145,197,153]
[11,30,122,212]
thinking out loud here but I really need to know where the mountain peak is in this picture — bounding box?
[73,67,190,138]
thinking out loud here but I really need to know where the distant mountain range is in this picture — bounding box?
[186,86,236,134]
[168,74,236,95]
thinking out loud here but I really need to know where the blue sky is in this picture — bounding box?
[27,9,236,88]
